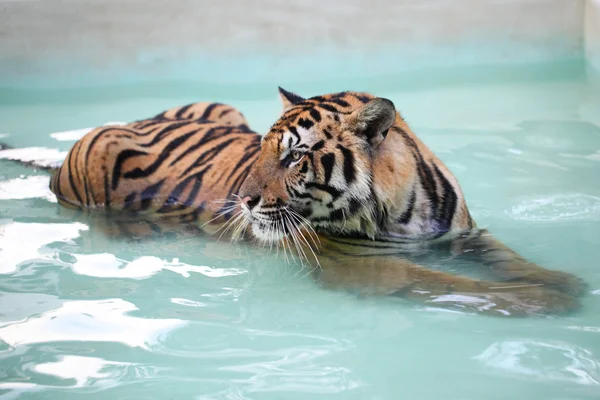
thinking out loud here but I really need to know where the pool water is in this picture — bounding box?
[1,63,600,399]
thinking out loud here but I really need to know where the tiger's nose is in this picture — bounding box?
[241,195,260,210]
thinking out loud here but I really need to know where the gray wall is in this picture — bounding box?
[0,0,590,88]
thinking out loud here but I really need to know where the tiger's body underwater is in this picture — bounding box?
[41,89,586,317]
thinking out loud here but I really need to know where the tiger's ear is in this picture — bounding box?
[348,98,396,148]
[278,87,305,110]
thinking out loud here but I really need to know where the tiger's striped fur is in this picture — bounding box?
[234,88,587,316]
[50,102,260,233]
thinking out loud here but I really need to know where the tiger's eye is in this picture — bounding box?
[291,150,302,161]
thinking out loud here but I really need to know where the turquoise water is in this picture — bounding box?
[1,65,600,399]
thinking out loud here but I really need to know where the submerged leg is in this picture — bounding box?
[449,229,587,297]
[315,253,580,317]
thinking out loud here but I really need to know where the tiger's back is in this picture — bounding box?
[50,102,260,226]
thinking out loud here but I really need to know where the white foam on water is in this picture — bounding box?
[0,298,185,349]
[0,147,67,169]
[70,253,248,280]
[0,222,88,274]
[0,175,54,201]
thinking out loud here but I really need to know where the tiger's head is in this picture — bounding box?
[238,88,399,244]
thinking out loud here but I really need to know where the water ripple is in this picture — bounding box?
[507,193,600,222]
[32,355,137,388]
[0,298,185,349]
[0,222,88,274]
[474,340,600,385]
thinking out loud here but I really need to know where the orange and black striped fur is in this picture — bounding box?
[50,102,260,235]
[234,88,587,316]
[46,91,586,317]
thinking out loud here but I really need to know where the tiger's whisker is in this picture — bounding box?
[284,213,306,265]
[286,208,321,247]
[200,204,240,228]
[287,209,321,252]
[216,211,245,241]
[289,215,321,269]
[288,215,321,269]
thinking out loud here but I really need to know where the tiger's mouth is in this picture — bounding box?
[235,204,319,263]
[242,206,309,243]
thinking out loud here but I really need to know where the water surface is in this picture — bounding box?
[1,65,599,399]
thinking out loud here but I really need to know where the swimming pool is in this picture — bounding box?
[0,59,599,398]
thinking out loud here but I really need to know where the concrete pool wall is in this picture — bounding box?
[0,0,598,89]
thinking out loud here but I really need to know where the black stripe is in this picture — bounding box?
[432,164,457,232]
[184,165,212,205]
[298,118,314,130]
[323,129,333,139]
[123,192,137,211]
[292,187,321,201]
[371,186,389,233]
[67,142,84,206]
[311,140,325,151]
[305,182,342,199]
[299,160,309,174]
[112,149,148,190]
[393,127,439,219]
[169,127,231,167]
[72,140,87,206]
[124,130,197,180]
[397,189,416,224]
[228,163,254,199]
[175,103,194,119]
[178,138,238,179]
[336,144,356,185]
[317,103,339,113]
[309,108,322,122]
[219,108,233,118]
[157,170,199,212]
[224,147,261,184]
[139,179,166,211]
[330,98,350,107]
[103,171,111,210]
[139,121,192,147]
[199,103,221,120]
[82,175,90,207]
[134,120,165,130]
[288,126,301,144]
[352,94,371,103]
[418,160,438,218]
[349,198,361,215]
[320,153,335,185]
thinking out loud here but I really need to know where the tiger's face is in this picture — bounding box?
[237,88,397,244]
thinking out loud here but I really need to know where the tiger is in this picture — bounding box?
[4,90,586,317]
[232,87,587,316]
